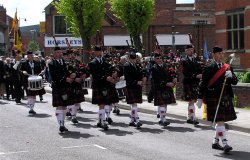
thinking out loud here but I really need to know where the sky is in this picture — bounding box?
[0,0,195,27]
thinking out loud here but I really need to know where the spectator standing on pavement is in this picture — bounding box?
[181,45,202,125]
[196,46,238,153]
[0,58,6,99]
[151,53,177,126]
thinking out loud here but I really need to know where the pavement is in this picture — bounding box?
[44,83,250,134]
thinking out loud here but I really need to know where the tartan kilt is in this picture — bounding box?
[92,87,113,105]
[154,86,176,106]
[26,88,46,96]
[68,84,85,104]
[125,85,142,104]
[109,85,119,104]
[52,87,70,107]
[206,95,237,122]
[183,83,199,101]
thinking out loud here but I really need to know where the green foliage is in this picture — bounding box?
[109,0,154,51]
[28,40,39,52]
[234,72,245,82]
[233,94,238,108]
[240,71,250,83]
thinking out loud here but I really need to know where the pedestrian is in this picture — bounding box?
[49,47,70,133]
[151,53,177,126]
[181,45,202,125]
[196,46,238,153]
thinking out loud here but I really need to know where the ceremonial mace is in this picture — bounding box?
[212,53,236,126]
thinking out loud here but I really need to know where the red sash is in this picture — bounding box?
[208,64,230,88]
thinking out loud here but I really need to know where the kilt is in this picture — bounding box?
[26,88,46,96]
[154,86,176,106]
[125,85,142,104]
[206,95,237,122]
[109,85,119,104]
[68,83,85,104]
[52,87,70,107]
[183,83,199,101]
[92,87,113,105]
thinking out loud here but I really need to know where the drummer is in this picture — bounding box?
[20,51,46,114]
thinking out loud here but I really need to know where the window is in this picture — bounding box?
[194,20,208,25]
[227,13,244,50]
[54,16,71,35]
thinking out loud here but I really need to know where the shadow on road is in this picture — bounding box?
[101,128,133,136]
[0,101,9,105]
[71,123,94,129]
[138,127,165,134]
[82,110,97,115]
[165,126,195,132]
[168,119,186,124]
[214,150,250,160]
[59,131,95,139]
[27,113,52,118]
[76,117,96,122]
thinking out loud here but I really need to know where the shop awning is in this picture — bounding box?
[155,34,191,45]
[104,35,142,46]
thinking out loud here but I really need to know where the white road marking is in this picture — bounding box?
[0,151,28,155]
[93,144,107,150]
[61,144,107,150]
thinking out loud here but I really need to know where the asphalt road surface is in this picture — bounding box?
[1,93,250,160]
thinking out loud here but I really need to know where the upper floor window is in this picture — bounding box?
[227,13,244,50]
[54,15,71,35]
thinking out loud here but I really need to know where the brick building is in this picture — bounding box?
[215,0,250,69]
[44,0,215,58]
[0,5,13,56]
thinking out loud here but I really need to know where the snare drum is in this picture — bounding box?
[28,75,43,91]
[115,80,126,99]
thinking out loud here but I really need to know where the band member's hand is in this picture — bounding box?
[166,82,175,87]
[70,73,76,79]
[173,78,177,84]
[196,99,203,109]
[120,76,125,81]
[112,71,117,78]
[196,74,202,79]
[22,71,28,75]
[225,71,232,78]
[137,81,143,86]
[66,77,74,83]
[75,78,82,83]
[142,77,147,83]
[107,76,115,83]
[81,74,87,79]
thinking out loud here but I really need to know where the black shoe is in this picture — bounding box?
[97,122,109,130]
[71,118,78,124]
[157,114,160,118]
[16,100,21,104]
[223,145,233,153]
[193,120,199,125]
[66,112,72,117]
[135,121,142,128]
[113,109,117,113]
[212,143,223,150]
[106,117,113,124]
[129,122,135,126]
[159,120,170,126]
[116,109,120,115]
[29,109,36,114]
[187,119,194,124]
[59,126,68,133]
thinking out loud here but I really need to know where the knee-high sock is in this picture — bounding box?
[131,104,139,123]
[217,126,228,146]
[188,105,195,119]
[98,109,105,122]
[157,106,160,115]
[159,106,166,122]
[104,105,110,118]
[27,96,35,109]
[55,110,66,126]
[69,105,78,118]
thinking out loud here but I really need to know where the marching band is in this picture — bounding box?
[0,44,238,153]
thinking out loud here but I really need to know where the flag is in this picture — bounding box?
[203,39,209,61]
[11,9,24,54]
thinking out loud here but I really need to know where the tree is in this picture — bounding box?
[54,0,105,63]
[28,40,39,52]
[109,0,154,52]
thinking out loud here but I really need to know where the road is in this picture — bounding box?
[0,93,250,160]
